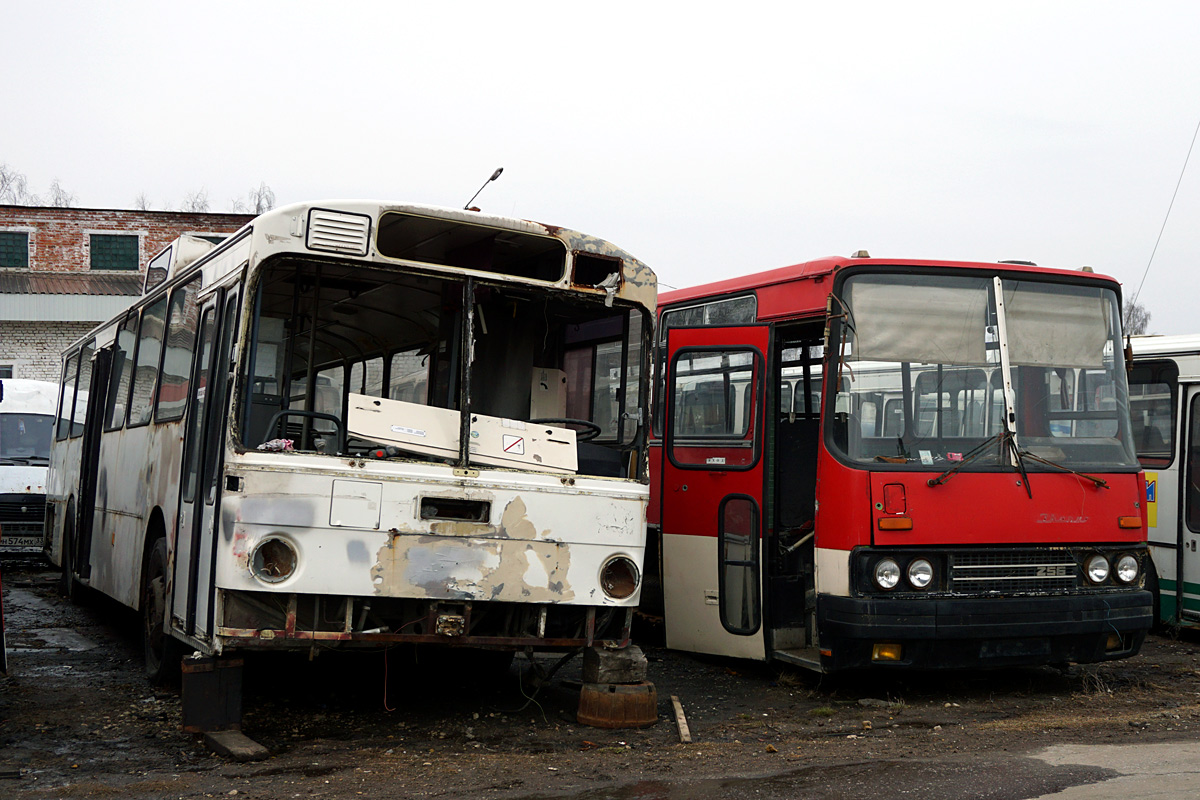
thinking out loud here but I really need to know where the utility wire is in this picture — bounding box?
[1132,114,1200,306]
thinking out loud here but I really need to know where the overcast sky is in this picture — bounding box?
[3,2,1199,333]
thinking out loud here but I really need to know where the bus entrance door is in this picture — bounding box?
[1181,387,1200,624]
[661,326,768,660]
[173,287,239,640]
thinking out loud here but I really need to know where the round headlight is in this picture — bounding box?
[907,558,934,589]
[874,558,901,590]
[600,556,640,599]
[1085,554,1110,584]
[1115,554,1139,584]
[251,537,298,584]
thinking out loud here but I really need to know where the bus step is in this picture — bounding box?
[772,646,825,672]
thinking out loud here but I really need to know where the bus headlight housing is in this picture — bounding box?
[600,556,640,599]
[1114,554,1139,584]
[907,558,934,589]
[1085,554,1110,584]
[251,537,298,584]
[874,558,901,590]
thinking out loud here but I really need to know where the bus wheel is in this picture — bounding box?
[58,507,83,604]
[1146,563,1164,632]
[143,538,183,686]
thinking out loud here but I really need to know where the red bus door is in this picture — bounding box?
[660,326,769,659]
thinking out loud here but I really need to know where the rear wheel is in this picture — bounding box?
[143,538,183,686]
[58,503,84,604]
[1145,560,1165,631]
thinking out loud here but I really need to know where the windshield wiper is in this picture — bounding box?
[926,426,1034,497]
[0,455,43,465]
[926,430,1007,488]
[1014,450,1109,490]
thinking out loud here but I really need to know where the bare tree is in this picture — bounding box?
[46,179,76,208]
[133,192,152,211]
[0,162,40,204]
[232,182,276,214]
[180,189,210,213]
[1123,297,1151,336]
[248,182,275,214]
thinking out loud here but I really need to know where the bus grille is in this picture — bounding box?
[0,493,47,523]
[949,550,1079,594]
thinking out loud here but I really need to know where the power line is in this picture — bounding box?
[1132,114,1200,307]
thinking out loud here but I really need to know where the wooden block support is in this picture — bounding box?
[671,695,692,743]
[203,730,270,762]
[581,645,648,684]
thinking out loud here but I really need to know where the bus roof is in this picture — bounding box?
[1131,333,1200,357]
[659,254,1121,320]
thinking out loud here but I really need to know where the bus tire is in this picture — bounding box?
[1145,561,1164,632]
[143,538,183,686]
[58,503,84,604]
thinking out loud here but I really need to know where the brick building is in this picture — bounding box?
[0,206,253,380]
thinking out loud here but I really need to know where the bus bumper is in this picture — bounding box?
[816,590,1153,671]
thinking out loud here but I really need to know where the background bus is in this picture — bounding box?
[47,202,656,694]
[0,379,57,554]
[1128,334,1200,628]
[646,254,1151,671]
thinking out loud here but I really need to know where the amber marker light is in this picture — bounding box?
[872,643,903,662]
[878,516,913,531]
[1118,516,1141,529]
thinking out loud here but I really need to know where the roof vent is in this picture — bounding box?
[306,209,372,256]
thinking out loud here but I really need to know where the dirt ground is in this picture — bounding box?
[3,556,1200,800]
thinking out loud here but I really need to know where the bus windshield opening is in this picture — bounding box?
[828,273,1137,471]
[241,258,645,478]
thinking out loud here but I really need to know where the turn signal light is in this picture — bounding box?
[1118,516,1141,529]
[878,516,913,531]
[871,643,903,662]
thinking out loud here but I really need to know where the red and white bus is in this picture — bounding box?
[647,254,1152,671]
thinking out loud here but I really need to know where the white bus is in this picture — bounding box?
[46,201,656,688]
[1128,334,1200,628]
[0,379,58,554]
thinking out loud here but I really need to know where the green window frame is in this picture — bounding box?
[90,234,140,271]
[0,232,29,268]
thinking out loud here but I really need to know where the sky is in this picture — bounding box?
[3,2,1199,334]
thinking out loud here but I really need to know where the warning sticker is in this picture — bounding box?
[1146,471,1157,528]
[502,434,525,455]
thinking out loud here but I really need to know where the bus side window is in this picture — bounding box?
[104,315,138,431]
[128,296,168,428]
[56,351,79,441]
[72,340,94,437]
[155,278,200,422]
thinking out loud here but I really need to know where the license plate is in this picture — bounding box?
[0,535,42,548]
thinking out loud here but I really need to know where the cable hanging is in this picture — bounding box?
[1131,114,1200,307]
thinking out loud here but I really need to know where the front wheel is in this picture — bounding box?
[143,538,183,686]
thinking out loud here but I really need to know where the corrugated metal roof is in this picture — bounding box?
[0,271,143,296]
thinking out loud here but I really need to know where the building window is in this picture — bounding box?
[0,232,29,268]
[0,365,13,379]
[90,234,140,270]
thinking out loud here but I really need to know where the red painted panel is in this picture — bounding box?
[659,326,770,541]
[812,447,874,551]
[869,471,1146,546]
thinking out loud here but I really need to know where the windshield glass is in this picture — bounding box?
[240,258,647,479]
[827,272,1137,471]
[0,413,54,462]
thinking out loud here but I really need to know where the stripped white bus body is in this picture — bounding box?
[46,200,656,666]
